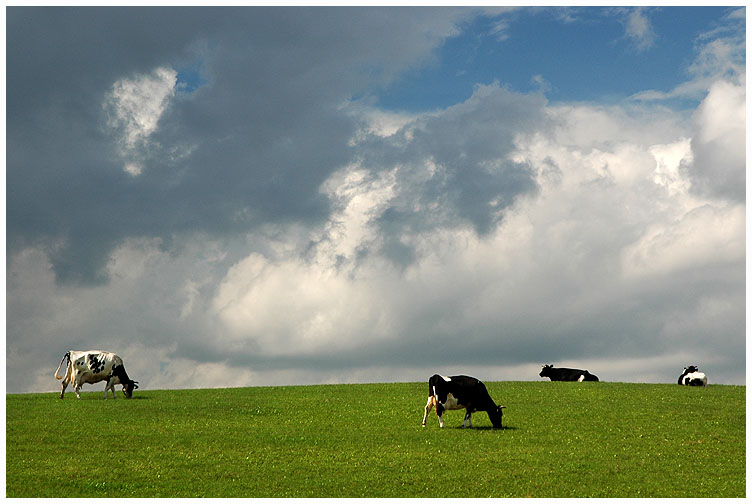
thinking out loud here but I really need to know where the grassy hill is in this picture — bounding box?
[6,381,745,497]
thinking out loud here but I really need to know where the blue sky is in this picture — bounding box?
[6,6,747,393]
[376,7,733,110]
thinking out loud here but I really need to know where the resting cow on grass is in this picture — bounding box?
[678,365,707,386]
[539,364,599,382]
[422,374,505,429]
[55,350,139,399]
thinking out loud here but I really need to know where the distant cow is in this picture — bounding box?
[678,365,707,386]
[422,374,505,429]
[54,350,139,399]
[539,364,599,382]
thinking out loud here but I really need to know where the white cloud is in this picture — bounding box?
[124,162,144,177]
[623,8,656,52]
[211,169,402,357]
[683,79,746,200]
[649,138,692,197]
[621,203,745,279]
[318,167,398,260]
[691,29,745,82]
[631,11,744,102]
[105,66,177,175]
[345,101,418,140]
[213,252,396,357]
[107,67,177,146]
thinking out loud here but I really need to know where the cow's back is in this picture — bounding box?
[447,375,494,409]
[71,350,120,382]
[544,367,598,382]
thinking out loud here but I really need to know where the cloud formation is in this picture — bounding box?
[6,7,746,393]
[106,67,178,176]
[621,7,657,52]
[7,7,475,285]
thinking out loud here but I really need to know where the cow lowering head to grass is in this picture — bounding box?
[539,364,599,382]
[55,350,139,399]
[678,365,707,386]
[421,374,505,429]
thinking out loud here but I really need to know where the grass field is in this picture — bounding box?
[6,381,745,498]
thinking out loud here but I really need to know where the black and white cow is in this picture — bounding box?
[54,350,139,399]
[539,364,599,382]
[422,374,505,429]
[678,365,707,386]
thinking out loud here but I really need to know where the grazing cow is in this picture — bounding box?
[54,350,139,399]
[678,365,707,386]
[421,374,505,429]
[539,364,599,382]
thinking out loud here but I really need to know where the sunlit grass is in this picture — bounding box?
[6,381,745,497]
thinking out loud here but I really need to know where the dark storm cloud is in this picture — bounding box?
[357,84,545,264]
[7,7,477,285]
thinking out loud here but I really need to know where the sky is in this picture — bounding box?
[5,6,747,393]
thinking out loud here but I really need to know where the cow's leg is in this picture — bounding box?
[104,378,117,399]
[108,377,118,399]
[436,403,445,428]
[74,377,83,399]
[422,396,435,426]
[463,410,473,428]
[60,377,69,399]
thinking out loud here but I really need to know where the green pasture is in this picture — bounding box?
[6,381,745,497]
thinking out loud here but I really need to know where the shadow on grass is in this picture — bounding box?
[62,395,151,400]
[448,425,518,431]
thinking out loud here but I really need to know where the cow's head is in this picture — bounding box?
[489,405,506,429]
[122,380,139,399]
[684,365,698,374]
[539,364,553,377]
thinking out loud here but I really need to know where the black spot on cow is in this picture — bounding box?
[87,354,105,374]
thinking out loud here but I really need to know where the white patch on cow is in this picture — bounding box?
[422,395,435,426]
[441,375,452,382]
[441,392,462,410]
[683,371,708,386]
[436,393,467,428]
[578,375,585,382]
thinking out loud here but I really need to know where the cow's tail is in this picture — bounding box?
[54,351,71,380]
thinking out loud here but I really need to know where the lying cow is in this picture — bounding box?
[540,364,599,382]
[678,365,707,386]
[422,374,505,429]
[54,350,139,399]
